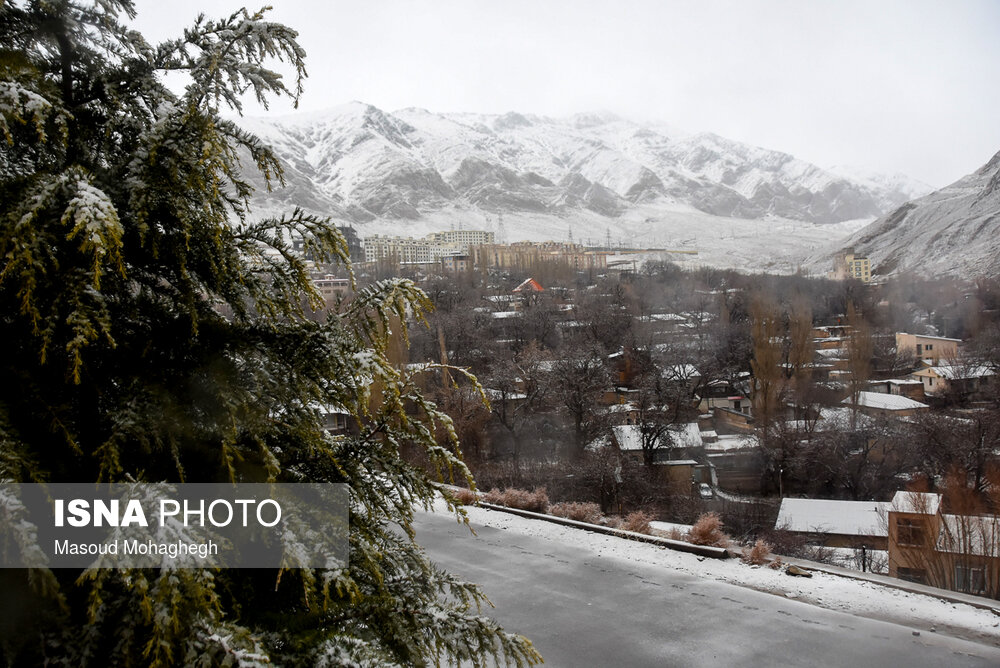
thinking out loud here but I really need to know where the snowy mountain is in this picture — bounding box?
[822,151,1000,278]
[234,102,935,272]
[237,102,927,228]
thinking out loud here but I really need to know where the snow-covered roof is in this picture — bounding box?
[612,425,645,451]
[898,332,962,342]
[916,365,995,380]
[512,277,543,293]
[648,313,686,322]
[937,514,1000,555]
[603,402,638,413]
[703,434,754,451]
[806,407,876,430]
[869,378,923,386]
[655,459,698,466]
[890,491,941,515]
[776,498,888,537]
[483,388,527,401]
[672,423,703,449]
[842,391,928,411]
[662,364,701,380]
[611,423,702,451]
[491,310,522,319]
[301,401,350,416]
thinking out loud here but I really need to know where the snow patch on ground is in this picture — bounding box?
[437,500,1000,646]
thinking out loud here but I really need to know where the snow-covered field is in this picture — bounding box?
[441,500,1000,646]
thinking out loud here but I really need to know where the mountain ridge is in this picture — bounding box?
[237,101,929,230]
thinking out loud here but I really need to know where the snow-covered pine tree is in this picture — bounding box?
[0,1,540,665]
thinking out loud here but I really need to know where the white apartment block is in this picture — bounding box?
[363,230,494,264]
[363,235,432,263]
[426,230,495,247]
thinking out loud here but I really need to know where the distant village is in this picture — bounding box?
[301,226,1000,600]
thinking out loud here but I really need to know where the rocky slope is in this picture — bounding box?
[827,150,1000,278]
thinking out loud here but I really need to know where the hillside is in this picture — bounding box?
[827,151,1000,278]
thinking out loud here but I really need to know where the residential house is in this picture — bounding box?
[866,378,926,401]
[776,498,888,550]
[512,277,544,294]
[887,491,1000,596]
[312,275,350,305]
[909,365,996,399]
[316,403,356,436]
[699,378,751,416]
[895,333,961,366]
[611,423,704,464]
[703,434,760,492]
[841,391,929,417]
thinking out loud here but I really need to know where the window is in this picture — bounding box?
[898,567,927,584]
[896,518,926,547]
[955,564,986,594]
[926,344,934,351]
[916,344,923,355]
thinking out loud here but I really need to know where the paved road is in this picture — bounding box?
[413,509,1000,667]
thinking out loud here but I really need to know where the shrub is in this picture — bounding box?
[622,510,653,535]
[453,488,478,506]
[687,512,730,547]
[602,516,623,529]
[741,538,772,566]
[481,487,549,512]
[482,488,505,505]
[549,501,602,523]
[804,545,839,565]
[760,527,809,558]
[667,527,685,541]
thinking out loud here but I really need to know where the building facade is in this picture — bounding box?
[426,230,495,247]
[831,250,872,282]
[363,235,433,263]
[895,332,961,366]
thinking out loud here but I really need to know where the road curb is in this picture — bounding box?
[472,502,731,559]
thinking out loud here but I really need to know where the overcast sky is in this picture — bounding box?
[131,0,1000,188]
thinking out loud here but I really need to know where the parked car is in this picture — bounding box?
[698,483,713,499]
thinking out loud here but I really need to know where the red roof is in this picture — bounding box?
[513,278,544,293]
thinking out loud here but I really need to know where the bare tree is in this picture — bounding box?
[750,294,785,431]
[845,302,874,428]
[551,346,611,456]
[801,413,918,500]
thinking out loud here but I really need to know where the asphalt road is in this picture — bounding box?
[413,509,1000,667]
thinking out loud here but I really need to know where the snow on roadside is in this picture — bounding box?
[439,500,1000,646]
